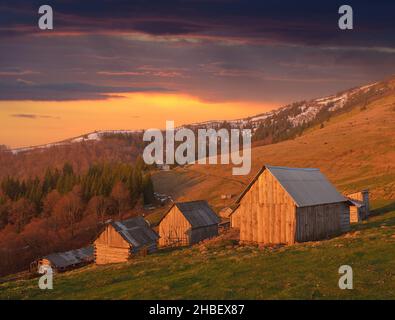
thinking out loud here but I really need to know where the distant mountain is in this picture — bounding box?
[1,76,394,179]
[5,78,393,156]
[184,79,393,145]
[7,130,143,155]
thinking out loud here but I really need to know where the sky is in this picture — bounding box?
[1,0,395,148]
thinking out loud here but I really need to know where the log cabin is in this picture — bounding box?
[94,216,159,265]
[345,190,370,223]
[230,165,350,245]
[158,200,220,247]
[30,246,94,273]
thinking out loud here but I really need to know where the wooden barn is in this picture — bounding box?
[346,190,370,223]
[30,246,94,273]
[231,165,350,245]
[158,200,220,247]
[94,216,159,265]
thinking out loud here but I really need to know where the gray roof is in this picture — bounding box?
[110,216,159,248]
[175,200,220,228]
[347,198,365,208]
[236,165,347,207]
[44,246,94,269]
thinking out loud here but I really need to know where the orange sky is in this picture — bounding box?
[0,93,278,148]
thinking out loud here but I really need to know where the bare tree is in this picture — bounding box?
[111,182,130,220]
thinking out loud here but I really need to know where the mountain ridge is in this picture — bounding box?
[4,77,393,154]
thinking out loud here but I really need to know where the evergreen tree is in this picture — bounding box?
[142,173,155,204]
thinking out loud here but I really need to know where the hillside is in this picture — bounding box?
[1,201,394,299]
[0,132,146,179]
[152,79,395,212]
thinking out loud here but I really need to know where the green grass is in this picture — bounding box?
[1,202,395,300]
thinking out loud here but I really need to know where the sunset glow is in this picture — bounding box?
[0,93,278,148]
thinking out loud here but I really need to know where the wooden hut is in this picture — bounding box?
[219,207,233,219]
[94,216,159,265]
[158,200,220,247]
[30,246,94,273]
[230,165,350,245]
[346,190,370,223]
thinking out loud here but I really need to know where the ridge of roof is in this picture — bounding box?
[159,200,220,228]
[234,164,346,208]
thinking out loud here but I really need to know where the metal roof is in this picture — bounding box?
[44,246,94,269]
[236,165,347,207]
[110,216,159,248]
[347,198,365,208]
[175,200,220,228]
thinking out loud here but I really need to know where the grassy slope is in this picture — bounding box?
[152,91,395,213]
[1,201,394,300]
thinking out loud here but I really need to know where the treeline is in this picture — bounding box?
[0,157,154,233]
[0,132,146,180]
[0,157,156,276]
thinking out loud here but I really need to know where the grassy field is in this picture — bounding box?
[1,201,394,300]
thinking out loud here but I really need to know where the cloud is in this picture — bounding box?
[1,1,395,104]
[10,114,60,119]
[1,1,395,48]
[0,67,39,76]
[0,80,175,101]
[97,66,187,78]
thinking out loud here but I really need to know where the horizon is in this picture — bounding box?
[1,1,395,147]
[0,77,385,149]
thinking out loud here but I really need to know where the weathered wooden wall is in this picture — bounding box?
[94,225,131,265]
[158,206,191,247]
[349,205,368,223]
[296,202,350,242]
[235,170,297,245]
[190,224,218,244]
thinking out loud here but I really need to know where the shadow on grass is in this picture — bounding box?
[352,200,395,231]
[370,200,395,216]
[156,245,187,255]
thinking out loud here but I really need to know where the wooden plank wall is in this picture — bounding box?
[296,202,350,242]
[231,208,241,228]
[158,206,191,247]
[190,224,218,244]
[347,191,364,202]
[95,244,130,265]
[237,170,297,245]
[94,225,131,265]
[349,206,360,223]
[340,203,351,232]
